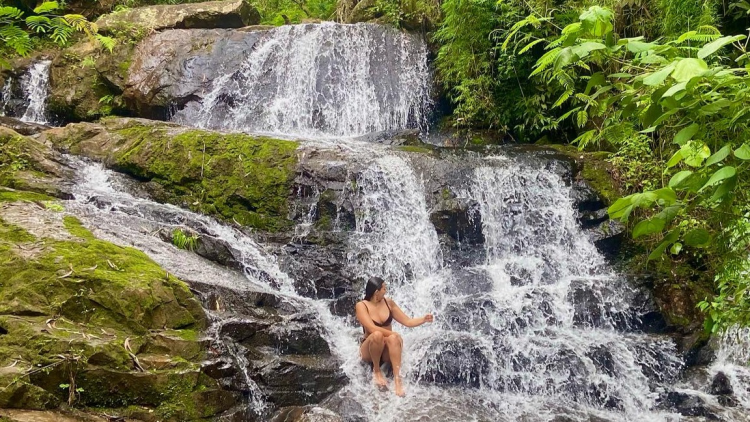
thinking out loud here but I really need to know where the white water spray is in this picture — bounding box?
[172,23,432,137]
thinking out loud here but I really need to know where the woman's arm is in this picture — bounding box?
[355,302,395,336]
[388,299,433,328]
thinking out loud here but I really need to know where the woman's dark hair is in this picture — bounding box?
[364,277,385,300]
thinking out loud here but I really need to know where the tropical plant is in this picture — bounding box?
[507,5,750,331]
[0,1,114,59]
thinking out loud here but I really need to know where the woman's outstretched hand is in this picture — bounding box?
[422,314,434,324]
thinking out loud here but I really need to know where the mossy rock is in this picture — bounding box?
[44,118,300,231]
[544,144,621,205]
[0,127,71,198]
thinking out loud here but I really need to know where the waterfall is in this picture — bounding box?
[710,326,750,409]
[19,60,51,124]
[0,77,12,116]
[171,23,432,137]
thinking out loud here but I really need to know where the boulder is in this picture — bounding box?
[710,371,733,395]
[123,28,267,118]
[95,0,260,34]
[0,116,49,136]
[0,126,73,198]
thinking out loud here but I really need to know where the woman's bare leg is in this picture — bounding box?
[359,332,387,387]
[385,333,404,396]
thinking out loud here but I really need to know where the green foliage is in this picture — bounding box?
[172,228,199,251]
[252,0,337,24]
[434,0,542,134]
[656,0,717,37]
[0,1,114,58]
[510,4,750,331]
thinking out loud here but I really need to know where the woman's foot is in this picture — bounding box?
[394,376,405,397]
[373,370,387,388]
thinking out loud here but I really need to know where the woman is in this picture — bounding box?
[355,276,433,396]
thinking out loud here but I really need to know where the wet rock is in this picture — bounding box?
[587,346,616,377]
[270,405,343,422]
[710,372,733,395]
[415,335,491,388]
[657,391,721,420]
[429,197,484,245]
[96,0,260,34]
[254,355,346,407]
[123,28,266,118]
[0,116,49,136]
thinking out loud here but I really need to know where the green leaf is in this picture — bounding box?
[633,217,666,238]
[662,82,687,98]
[704,144,731,166]
[643,65,674,86]
[708,176,737,202]
[626,40,657,53]
[697,35,746,59]
[656,205,681,223]
[682,142,711,167]
[653,187,677,205]
[33,1,60,14]
[699,166,736,191]
[734,144,750,160]
[669,170,693,188]
[584,72,606,95]
[683,228,711,247]
[666,150,683,168]
[580,6,614,37]
[671,58,708,82]
[670,242,682,255]
[608,196,634,221]
[673,123,699,145]
[648,229,680,260]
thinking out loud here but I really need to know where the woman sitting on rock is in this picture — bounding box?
[355,276,433,396]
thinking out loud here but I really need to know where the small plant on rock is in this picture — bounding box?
[172,228,199,251]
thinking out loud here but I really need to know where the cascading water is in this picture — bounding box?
[19,60,51,124]
[55,21,750,421]
[171,23,432,137]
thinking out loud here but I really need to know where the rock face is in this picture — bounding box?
[123,28,267,118]
[40,117,299,231]
[95,0,260,34]
[0,130,239,419]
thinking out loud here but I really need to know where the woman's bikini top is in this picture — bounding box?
[362,299,393,329]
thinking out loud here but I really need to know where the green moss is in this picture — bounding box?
[0,189,54,203]
[580,158,620,206]
[0,218,36,243]
[63,216,96,240]
[110,124,299,232]
[0,220,203,334]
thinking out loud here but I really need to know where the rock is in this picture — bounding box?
[710,371,733,395]
[270,405,343,422]
[414,334,491,388]
[0,116,49,136]
[47,41,123,121]
[123,28,266,118]
[0,127,73,199]
[429,197,484,245]
[657,391,722,420]
[41,118,299,232]
[96,0,260,34]
[254,355,346,407]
